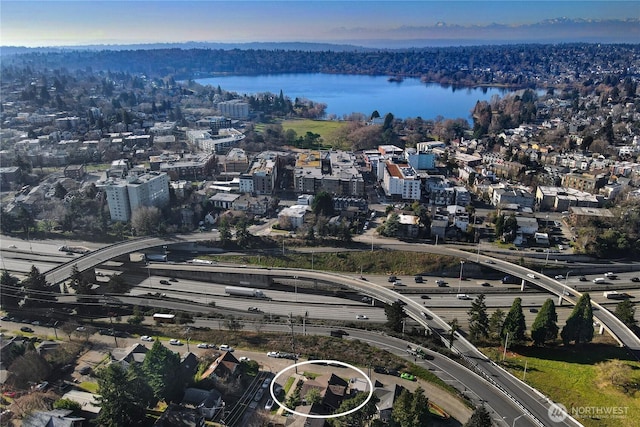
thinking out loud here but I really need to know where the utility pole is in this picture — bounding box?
[289,312,297,373]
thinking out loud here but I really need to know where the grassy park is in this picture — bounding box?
[483,342,640,427]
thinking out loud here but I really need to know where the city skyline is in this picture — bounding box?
[1,0,639,48]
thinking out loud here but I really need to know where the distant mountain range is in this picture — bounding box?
[1,18,638,54]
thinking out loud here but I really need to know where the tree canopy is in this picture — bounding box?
[468,294,489,342]
[95,363,153,427]
[561,293,594,345]
[530,298,559,346]
[384,300,407,333]
[501,297,526,342]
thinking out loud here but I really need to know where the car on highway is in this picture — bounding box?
[20,326,33,333]
[480,282,491,287]
[264,399,275,411]
[388,275,397,282]
[554,275,564,279]
[526,273,537,279]
[267,351,280,358]
[169,277,178,282]
[414,275,424,283]
[578,276,587,281]
[169,339,182,346]
[485,260,495,264]
[356,314,368,320]
[435,280,447,287]
[420,295,431,299]
[400,373,416,381]
[631,277,640,282]
[141,335,153,342]
[8,245,17,248]
[248,306,262,312]
[529,308,539,313]
[159,280,169,285]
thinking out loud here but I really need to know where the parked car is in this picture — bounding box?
[631,277,640,282]
[264,399,275,411]
[75,326,86,332]
[267,351,280,358]
[219,344,234,352]
[400,373,416,381]
[373,366,387,374]
[262,378,272,389]
[159,280,169,285]
[169,339,182,346]
[20,326,33,333]
[253,389,264,402]
[239,356,250,362]
[140,335,153,342]
[197,343,209,349]
[34,382,49,392]
[207,344,218,349]
[554,275,564,279]
[79,366,91,375]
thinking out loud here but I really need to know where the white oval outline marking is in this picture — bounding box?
[270,359,374,419]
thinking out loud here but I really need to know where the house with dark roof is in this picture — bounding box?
[21,409,84,427]
[374,384,406,423]
[154,404,204,427]
[181,387,224,419]
[321,374,348,411]
[201,351,240,381]
[110,343,148,368]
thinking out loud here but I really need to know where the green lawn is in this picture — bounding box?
[483,344,640,427]
[280,119,348,148]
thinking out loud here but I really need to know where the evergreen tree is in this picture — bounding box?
[464,406,493,427]
[95,363,152,427]
[142,340,182,403]
[488,309,506,341]
[0,269,22,310]
[501,297,526,342]
[329,392,379,427]
[311,191,334,216]
[561,293,594,345]
[468,294,489,342]
[22,265,55,308]
[531,298,559,346]
[384,300,407,333]
[389,387,430,427]
[614,299,637,328]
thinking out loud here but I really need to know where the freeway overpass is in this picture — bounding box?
[44,233,640,357]
[43,233,640,426]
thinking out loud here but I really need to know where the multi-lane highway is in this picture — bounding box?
[4,232,640,426]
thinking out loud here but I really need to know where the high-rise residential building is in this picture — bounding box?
[102,172,170,222]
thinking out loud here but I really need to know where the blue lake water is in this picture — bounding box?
[195,73,515,121]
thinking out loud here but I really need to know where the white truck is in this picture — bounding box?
[225,286,267,299]
[592,277,606,284]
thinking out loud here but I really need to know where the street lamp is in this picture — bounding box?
[565,270,573,288]
[458,260,465,293]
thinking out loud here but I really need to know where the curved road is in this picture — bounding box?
[41,232,640,426]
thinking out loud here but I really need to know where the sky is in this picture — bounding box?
[1,0,639,47]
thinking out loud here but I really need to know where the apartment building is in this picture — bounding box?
[294,150,364,197]
[217,100,249,119]
[381,161,421,200]
[102,172,170,222]
[561,172,606,194]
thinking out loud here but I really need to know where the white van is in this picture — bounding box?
[456,294,471,300]
[592,278,606,284]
